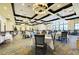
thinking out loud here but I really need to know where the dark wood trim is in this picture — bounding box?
[60,13,76,18]
[15,19,23,21]
[48,3,73,14]
[15,14,28,18]
[11,3,16,15]
[47,3,54,7]
[31,14,38,19]
[43,18,59,22]
[11,3,16,23]
[15,13,38,19]
[66,17,79,20]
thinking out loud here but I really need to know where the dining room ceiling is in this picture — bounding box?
[11,3,79,26]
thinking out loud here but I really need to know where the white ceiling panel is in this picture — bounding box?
[57,6,75,16]
[14,3,35,17]
[30,19,36,22]
[35,11,50,19]
[15,17,25,20]
[42,14,59,21]
[15,16,29,22]
[50,3,69,11]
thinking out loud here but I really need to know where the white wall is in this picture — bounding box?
[0,3,15,31]
[0,16,6,32]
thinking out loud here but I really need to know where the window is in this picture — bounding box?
[64,25,68,30]
[52,19,68,31]
[60,25,63,31]
[75,23,79,30]
[56,26,59,30]
[75,19,79,30]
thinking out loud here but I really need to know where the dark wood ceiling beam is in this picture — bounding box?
[15,14,38,19]
[11,3,16,24]
[11,3,16,15]
[47,3,54,7]
[15,14,30,18]
[66,17,79,20]
[31,14,38,19]
[42,18,59,22]
[15,19,23,21]
[57,12,76,18]
[61,13,76,18]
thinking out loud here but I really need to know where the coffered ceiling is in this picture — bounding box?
[11,3,79,26]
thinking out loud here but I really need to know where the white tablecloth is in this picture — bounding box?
[5,32,13,41]
[67,35,79,49]
[0,35,5,44]
[45,37,54,50]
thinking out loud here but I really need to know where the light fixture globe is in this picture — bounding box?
[33,3,48,14]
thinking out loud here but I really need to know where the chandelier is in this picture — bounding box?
[33,3,48,14]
